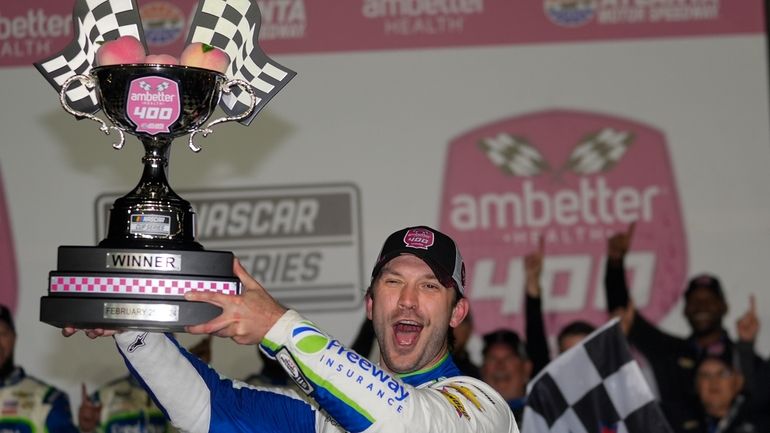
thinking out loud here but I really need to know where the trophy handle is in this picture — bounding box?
[187,79,257,152]
[59,74,127,150]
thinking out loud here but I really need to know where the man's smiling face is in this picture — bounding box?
[367,254,467,374]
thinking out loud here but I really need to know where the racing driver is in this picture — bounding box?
[65,225,518,433]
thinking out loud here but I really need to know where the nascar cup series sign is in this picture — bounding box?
[440,109,687,335]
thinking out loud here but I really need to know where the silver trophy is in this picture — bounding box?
[35,0,295,331]
[40,64,257,331]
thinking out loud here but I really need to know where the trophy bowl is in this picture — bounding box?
[93,65,225,139]
[40,64,257,331]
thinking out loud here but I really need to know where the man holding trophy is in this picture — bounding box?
[36,0,518,431]
[65,226,518,433]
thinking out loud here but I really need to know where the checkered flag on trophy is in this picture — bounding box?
[187,0,296,125]
[33,0,146,114]
[521,319,673,433]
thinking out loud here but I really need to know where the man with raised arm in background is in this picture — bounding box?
[604,222,763,432]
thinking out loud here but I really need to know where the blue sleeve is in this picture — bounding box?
[43,389,79,433]
[116,332,316,433]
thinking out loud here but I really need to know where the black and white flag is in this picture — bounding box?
[522,319,673,433]
[186,0,296,125]
[34,0,146,114]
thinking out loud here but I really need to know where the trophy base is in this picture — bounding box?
[40,295,222,332]
[42,245,240,332]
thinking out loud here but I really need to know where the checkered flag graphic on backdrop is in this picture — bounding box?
[187,0,296,125]
[479,133,551,177]
[521,319,673,433]
[33,0,146,114]
[562,128,634,175]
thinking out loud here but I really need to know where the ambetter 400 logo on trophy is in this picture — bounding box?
[34,0,295,330]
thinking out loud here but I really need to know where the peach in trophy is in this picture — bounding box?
[96,35,145,66]
[144,54,180,65]
[180,43,230,74]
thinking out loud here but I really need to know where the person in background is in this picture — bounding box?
[472,235,559,422]
[556,321,596,353]
[78,380,167,433]
[604,223,763,432]
[0,304,79,433]
[523,232,653,400]
[78,336,212,433]
[521,236,552,376]
[519,235,595,369]
[683,352,766,433]
[731,294,770,430]
[450,310,481,379]
[480,329,532,424]
[481,329,532,424]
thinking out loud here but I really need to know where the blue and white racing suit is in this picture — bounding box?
[115,310,518,433]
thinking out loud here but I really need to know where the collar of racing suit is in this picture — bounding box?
[396,352,462,387]
[0,366,24,387]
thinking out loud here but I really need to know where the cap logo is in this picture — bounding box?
[403,228,435,250]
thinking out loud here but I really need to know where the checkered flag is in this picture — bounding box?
[562,128,634,175]
[522,319,673,433]
[479,133,551,177]
[186,0,296,125]
[33,0,146,114]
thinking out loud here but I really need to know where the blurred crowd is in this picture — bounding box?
[0,224,767,433]
[465,224,770,433]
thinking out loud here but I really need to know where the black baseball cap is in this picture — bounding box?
[370,226,465,296]
[0,305,14,333]
[482,329,528,360]
[685,274,725,302]
[696,349,739,374]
